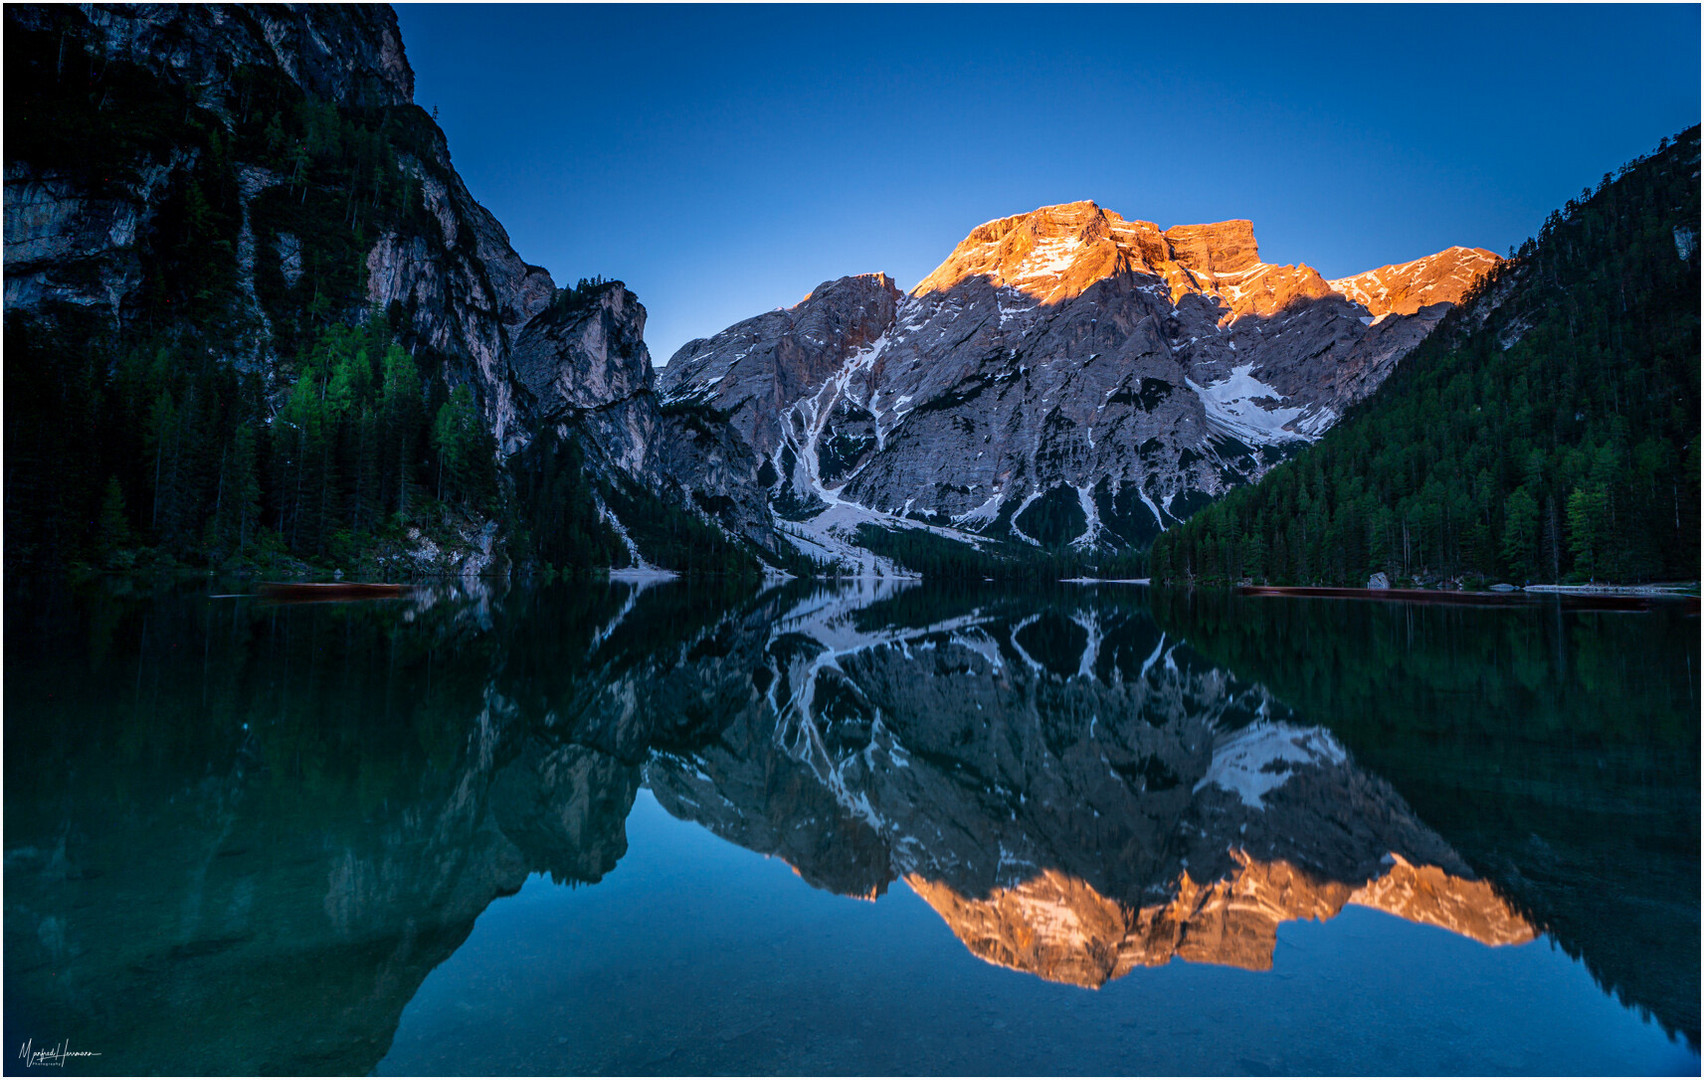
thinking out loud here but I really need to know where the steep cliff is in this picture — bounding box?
[661,202,1495,559]
[4,3,780,575]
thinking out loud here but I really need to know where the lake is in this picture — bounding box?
[4,577,1697,1075]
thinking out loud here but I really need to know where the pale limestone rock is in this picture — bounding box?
[661,202,1499,551]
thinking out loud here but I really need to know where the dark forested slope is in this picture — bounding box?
[4,5,773,580]
[1152,128,1701,586]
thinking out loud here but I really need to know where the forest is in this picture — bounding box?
[1151,128,1701,587]
[5,9,763,581]
[8,309,510,576]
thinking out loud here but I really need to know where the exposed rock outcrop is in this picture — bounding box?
[1330,246,1502,317]
[661,202,1497,554]
[511,286,654,419]
[3,2,780,568]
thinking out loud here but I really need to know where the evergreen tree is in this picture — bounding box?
[96,476,135,561]
[380,342,422,520]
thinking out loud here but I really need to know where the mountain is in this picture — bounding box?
[659,202,1496,566]
[1150,128,1701,586]
[4,3,782,578]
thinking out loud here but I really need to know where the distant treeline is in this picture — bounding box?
[7,312,502,574]
[1152,128,1701,586]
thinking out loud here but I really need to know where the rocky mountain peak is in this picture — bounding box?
[911,203,1346,318]
[911,205,1497,325]
[1162,218,1262,275]
[510,281,653,420]
[1328,245,1501,317]
[660,195,1499,564]
[802,271,899,306]
[913,200,1149,304]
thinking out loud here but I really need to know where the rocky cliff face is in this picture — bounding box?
[4,3,778,570]
[6,4,422,343]
[661,202,1496,556]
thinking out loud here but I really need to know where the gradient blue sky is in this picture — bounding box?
[395,4,1700,365]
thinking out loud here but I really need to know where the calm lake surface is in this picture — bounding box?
[4,577,1698,1075]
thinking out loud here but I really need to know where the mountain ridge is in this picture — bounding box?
[660,201,1496,567]
[908,200,1496,319]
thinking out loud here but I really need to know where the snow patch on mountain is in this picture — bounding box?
[1185,363,1313,445]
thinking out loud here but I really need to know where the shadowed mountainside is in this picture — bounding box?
[659,203,1496,568]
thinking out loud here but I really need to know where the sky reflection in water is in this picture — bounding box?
[383,789,1694,1076]
[4,578,1697,1075]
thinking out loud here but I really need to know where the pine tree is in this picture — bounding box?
[380,342,421,519]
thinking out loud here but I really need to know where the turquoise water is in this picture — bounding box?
[382,790,1694,1076]
[5,578,1697,1074]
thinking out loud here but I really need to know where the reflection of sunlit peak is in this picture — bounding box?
[1348,854,1536,947]
[906,852,1536,987]
[905,870,1134,989]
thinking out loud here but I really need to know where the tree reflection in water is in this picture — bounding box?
[3,577,1696,1073]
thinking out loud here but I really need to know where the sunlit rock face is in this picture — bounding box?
[1330,247,1503,317]
[659,202,1497,553]
[645,586,1532,983]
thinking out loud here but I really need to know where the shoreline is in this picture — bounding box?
[1060,577,1151,585]
[1521,583,1699,597]
[1235,584,1700,613]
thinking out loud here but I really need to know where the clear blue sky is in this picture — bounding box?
[395,4,1700,366]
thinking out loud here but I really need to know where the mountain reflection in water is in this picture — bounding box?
[3,577,1696,1074]
[643,581,1534,985]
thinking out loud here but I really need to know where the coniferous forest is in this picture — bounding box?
[7,309,487,574]
[1152,128,1701,587]
[4,8,759,580]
